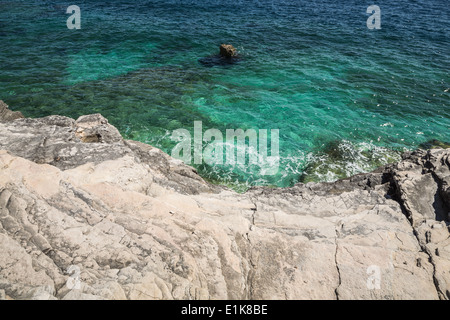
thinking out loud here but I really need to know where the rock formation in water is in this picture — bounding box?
[219,44,238,58]
[198,44,240,67]
[0,101,449,300]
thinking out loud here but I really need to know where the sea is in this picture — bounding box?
[0,0,448,191]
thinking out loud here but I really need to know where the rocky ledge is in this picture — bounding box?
[0,101,449,300]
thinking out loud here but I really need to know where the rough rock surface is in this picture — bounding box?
[0,106,449,300]
[219,44,237,58]
[0,100,24,122]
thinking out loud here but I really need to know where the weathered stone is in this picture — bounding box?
[0,112,448,300]
[75,114,123,144]
[0,101,24,122]
[219,44,237,57]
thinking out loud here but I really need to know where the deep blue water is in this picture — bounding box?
[0,0,448,190]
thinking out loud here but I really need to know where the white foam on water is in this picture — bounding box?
[301,140,403,183]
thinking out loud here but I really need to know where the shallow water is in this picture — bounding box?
[0,0,448,189]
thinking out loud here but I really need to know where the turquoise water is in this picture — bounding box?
[0,0,448,189]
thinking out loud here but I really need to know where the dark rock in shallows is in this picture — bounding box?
[419,139,450,150]
[198,55,238,67]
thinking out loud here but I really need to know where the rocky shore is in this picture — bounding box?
[0,101,449,300]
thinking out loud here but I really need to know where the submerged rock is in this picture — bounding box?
[419,139,450,150]
[198,55,240,67]
[0,110,449,300]
[299,140,401,183]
